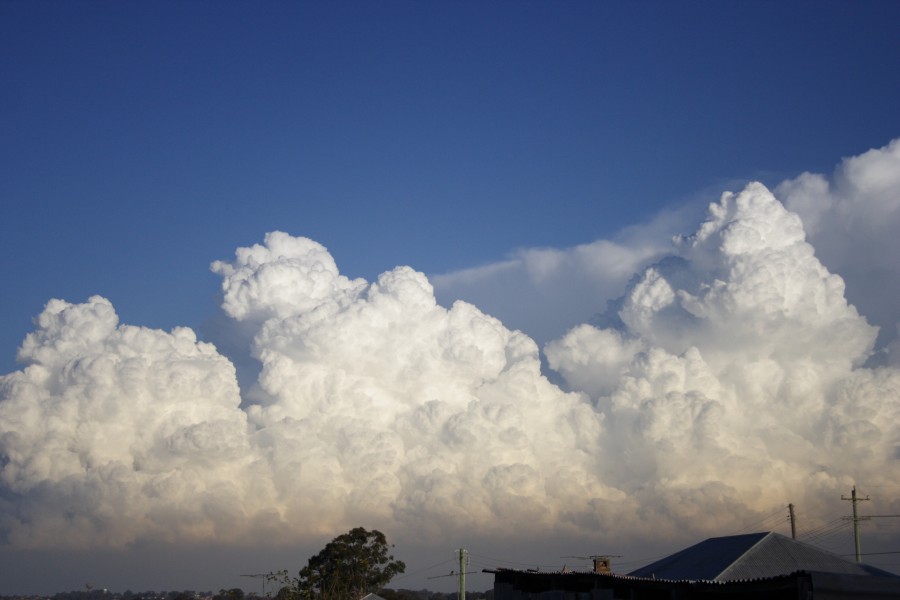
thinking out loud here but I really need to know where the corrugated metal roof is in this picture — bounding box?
[628,532,767,580]
[627,532,897,582]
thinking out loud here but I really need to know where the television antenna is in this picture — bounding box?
[561,555,621,573]
[241,573,269,596]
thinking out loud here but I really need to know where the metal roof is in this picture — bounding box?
[627,531,897,582]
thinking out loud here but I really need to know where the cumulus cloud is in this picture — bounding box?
[547,181,900,540]
[1,143,899,571]
[0,296,254,547]
[212,235,617,540]
[0,236,617,550]
[210,232,367,323]
[777,137,900,359]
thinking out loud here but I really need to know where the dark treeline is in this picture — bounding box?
[1,588,494,600]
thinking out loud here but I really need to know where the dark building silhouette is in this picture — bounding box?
[488,532,900,600]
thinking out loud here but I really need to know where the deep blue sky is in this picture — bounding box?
[2,0,900,375]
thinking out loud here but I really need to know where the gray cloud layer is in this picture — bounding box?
[1,140,899,574]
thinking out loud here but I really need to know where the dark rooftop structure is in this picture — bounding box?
[488,531,900,600]
[627,531,895,581]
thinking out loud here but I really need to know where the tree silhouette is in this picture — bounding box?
[275,527,406,600]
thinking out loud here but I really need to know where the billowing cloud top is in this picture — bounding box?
[547,182,898,536]
[210,231,367,322]
[778,137,900,358]
[2,151,899,559]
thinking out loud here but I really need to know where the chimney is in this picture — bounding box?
[592,557,611,574]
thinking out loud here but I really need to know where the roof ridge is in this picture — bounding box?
[714,531,772,581]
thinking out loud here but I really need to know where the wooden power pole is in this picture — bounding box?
[458,548,467,600]
[788,503,797,540]
[842,486,870,563]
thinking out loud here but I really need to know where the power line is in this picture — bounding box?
[727,506,790,536]
[466,551,561,571]
[799,518,849,543]
[390,558,457,582]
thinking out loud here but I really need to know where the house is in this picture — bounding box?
[488,531,900,599]
[627,531,894,580]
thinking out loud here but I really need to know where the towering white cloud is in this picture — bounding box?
[777,138,900,360]
[0,236,617,549]
[1,143,899,571]
[212,234,616,539]
[0,296,254,547]
[547,182,900,538]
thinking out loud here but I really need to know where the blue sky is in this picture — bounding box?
[3,1,900,595]
[3,1,899,375]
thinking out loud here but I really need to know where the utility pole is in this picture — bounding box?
[458,548,468,600]
[427,551,475,593]
[788,504,797,540]
[842,486,870,563]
